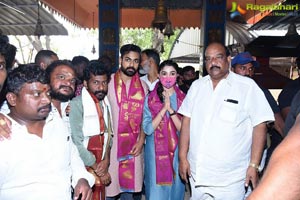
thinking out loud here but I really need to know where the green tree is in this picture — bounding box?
[120,28,179,60]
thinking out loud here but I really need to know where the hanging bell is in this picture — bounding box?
[34,18,44,38]
[34,2,44,38]
[152,0,168,32]
[163,20,174,38]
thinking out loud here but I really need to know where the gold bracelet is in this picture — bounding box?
[249,162,259,172]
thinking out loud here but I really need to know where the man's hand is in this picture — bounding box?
[94,159,109,177]
[0,113,12,140]
[245,166,259,189]
[100,172,111,185]
[179,158,191,183]
[74,178,93,200]
[130,139,144,157]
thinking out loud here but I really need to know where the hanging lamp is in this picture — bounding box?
[34,1,44,38]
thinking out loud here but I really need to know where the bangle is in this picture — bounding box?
[249,162,259,172]
[170,110,176,116]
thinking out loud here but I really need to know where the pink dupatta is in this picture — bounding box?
[148,83,185,185]
[114,70,145,191]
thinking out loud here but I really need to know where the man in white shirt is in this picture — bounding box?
[0,64,94,200]
[139,49,160,91]
[178,42,274,200]
[0,60,75,138]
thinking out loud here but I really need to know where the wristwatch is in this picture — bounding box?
[249,162,259,172]
[170,110,176,116]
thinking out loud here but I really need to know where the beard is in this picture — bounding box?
[51,86,74,102]
[121,65,137,77]
[93,90,107,101]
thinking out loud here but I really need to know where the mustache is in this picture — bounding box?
[37,104,51,112]
[94,90,107,95]
[126,67,136,71]
[210,65,221,70]
[59,85,73,91]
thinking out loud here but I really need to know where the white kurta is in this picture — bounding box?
[106,73,148,197]
[0,112,94,200]
[178,71,274,187]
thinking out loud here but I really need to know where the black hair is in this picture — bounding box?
[205,42,230,57]
[0,44,6,58]
[0,35,9,45]
[157,60,179,102]
[34,50,57,65]
[0,43,17,69]
[71,55,89,66]
[4,44,16,69]
[120,44,141,58]
[98,54,114,73]
[7,64,49,94]
[83,60,111,82]
[158,60,179,73]
[45,60,75,80]
[141,49,160,66]
[182,65,195,74]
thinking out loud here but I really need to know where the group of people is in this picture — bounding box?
[0,38,300,200]
[0,42,186,200]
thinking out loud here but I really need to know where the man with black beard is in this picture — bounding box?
[45,60,77,134]
[106,44,148,200]
[69,60,113,200]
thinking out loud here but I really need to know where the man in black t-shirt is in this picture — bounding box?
[278,56,300,121]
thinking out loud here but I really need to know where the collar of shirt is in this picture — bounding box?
[204,70,234,88]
